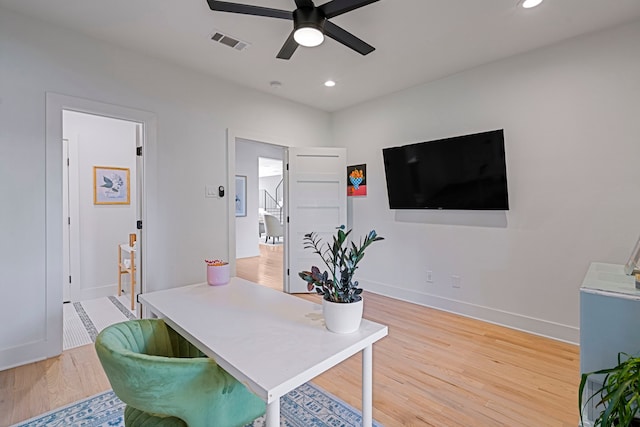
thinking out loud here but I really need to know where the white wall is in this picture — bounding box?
[236,139,284,258]
[63,111,138,300]
[0,8,330,369]
[332,20,640,343]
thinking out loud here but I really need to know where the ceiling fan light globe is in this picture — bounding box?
[294,27,324,47]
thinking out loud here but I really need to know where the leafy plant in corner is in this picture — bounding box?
[579,352,640,427]
[298,225,384,303]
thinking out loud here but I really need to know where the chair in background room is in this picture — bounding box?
[258,215,265,237]
[95,319,265,427]
[263,212,283,244]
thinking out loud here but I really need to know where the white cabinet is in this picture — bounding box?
[579,262,640,425]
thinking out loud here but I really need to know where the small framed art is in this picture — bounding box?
[235,175,247,217]
[93,166,130,205]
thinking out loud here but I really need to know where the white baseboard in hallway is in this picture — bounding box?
[63,295,137,351]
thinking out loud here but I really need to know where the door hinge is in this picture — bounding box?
[136,146,143,156]
[287,269,290,276]
[68,217,71,225]
[286,163,289,171]
[67,158,70,166]
[287,216,289,223]
[137,220,143,230]
[69,275,72,284]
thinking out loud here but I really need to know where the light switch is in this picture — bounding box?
[205,185,217,198]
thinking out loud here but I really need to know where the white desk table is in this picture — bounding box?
[139,277,388,427]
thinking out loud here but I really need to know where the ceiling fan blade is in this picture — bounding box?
[207,0,292,20]
[319,0,379,19]
[295,0,315,8]
[276,31,299,60]
[324,21,374,55]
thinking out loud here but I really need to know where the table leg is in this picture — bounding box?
[266,397,280,427]
[363,344,372,427]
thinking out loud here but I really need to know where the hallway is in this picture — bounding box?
[236,242,283,291]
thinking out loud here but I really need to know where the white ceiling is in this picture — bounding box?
[259,157,283,177]
[2,0,640,112]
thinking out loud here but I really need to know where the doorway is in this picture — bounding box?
[229,134,347,295]
[61,110,143,350]
[235,138,286,291]
[258,156,284,242]
[37,93,155,362]
[62,111,141,303]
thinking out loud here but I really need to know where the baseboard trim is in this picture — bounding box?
[361,279,579,344]
[0,341,47,371]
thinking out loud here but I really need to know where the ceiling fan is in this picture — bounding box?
[206,0,379,60]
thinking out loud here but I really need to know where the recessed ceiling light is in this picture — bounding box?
[324,80,336,87]
[521,0,543,8]
[270,81,282,89]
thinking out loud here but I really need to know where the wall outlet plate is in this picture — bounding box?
[451,275,461,288]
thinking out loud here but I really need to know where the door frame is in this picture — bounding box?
[62,137,71,303]
[226,129,292,290]
[46,93,157,356]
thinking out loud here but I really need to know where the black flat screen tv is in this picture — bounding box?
[382,129,509,210]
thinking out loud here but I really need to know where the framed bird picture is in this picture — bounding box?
[93,166,130,205]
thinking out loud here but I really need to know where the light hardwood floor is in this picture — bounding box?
[1,244,580,426]
[239,245,580,426]
[236,242,284,292]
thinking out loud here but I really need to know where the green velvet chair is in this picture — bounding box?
[95,319,265,427]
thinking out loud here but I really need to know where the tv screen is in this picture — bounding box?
[382,129,509,210]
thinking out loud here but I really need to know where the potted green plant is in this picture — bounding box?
[579,352,640,427]
[298,225,383,333]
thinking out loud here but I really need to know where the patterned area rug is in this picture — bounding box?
[12,382,382,427]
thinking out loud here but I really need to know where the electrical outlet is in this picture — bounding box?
[451,275,461,288]
[426,270,433,283]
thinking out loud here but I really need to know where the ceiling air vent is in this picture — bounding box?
[210,30,250,51]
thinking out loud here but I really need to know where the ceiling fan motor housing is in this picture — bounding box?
[293,7,326,33]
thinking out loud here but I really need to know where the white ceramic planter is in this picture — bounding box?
[322,298,364,334]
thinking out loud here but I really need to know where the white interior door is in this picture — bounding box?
[285,147,347,293]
